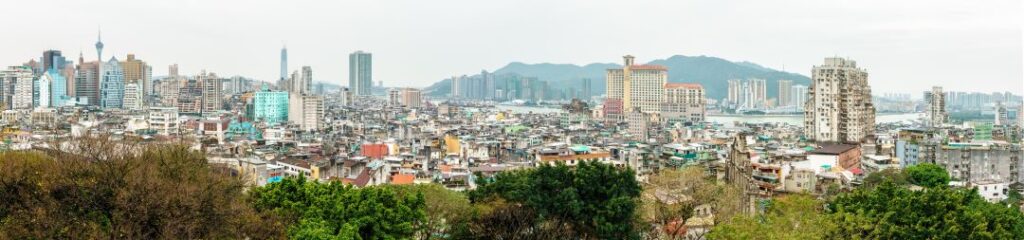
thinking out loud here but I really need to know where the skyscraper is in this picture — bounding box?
[8,66,34,110]
[280,46,288,81]
[37,72,50,108]
[750,78,767,108]
[581,78,592,101]
[792,84,808,110]
[123,83,143,110]
[300,66,312,95]
[605,55,667,114]
[778,79,792,107]
[75,53,100,106]
[727,79,741,107]
[42,50,66,72]
[289,94,323,131]
[401,88,422,108]
[44,69,67,107]
[200,71,223,114]
[99,57,125,109]
[924,86,946,127]
[122,54,152,97]
[804,57,875,143]
[349,51,372,96]
[169,64,179,79]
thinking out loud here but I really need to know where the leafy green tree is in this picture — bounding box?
[386,184,474,239]
[707,194,832,240]
[0,140,282,239]
[249,176,426,240]
[468,161,642,239]
[905,163,951,188]
[862,168,909,188]
[827,182,1024,239]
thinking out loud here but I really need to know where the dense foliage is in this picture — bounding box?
[468,161,643,239]
[707,194,831,240]
[249,176,426,239]
[827,182,1024,239]
[905,163,952,188]
[0,142,282,239]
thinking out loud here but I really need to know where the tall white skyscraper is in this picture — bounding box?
[804,57,875,143]
[727,79,741,106]
[349,51,372,96]
[99,57,125,109]
[750,78,767,108]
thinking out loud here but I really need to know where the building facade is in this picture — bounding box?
[99,57,125,109]
[803,57,876,143]
[289,94,324,131]
[661,83,706,125]
[925,86,947,127]
[254,90,289,125]
[349,51,372,96]
[605,55,667,114]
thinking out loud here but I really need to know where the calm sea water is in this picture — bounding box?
[492,105,921,126]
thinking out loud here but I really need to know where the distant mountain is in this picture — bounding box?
[425,55,811,100]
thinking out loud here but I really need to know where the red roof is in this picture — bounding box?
[629,64,668,71]
[391,174,415,185]
[664,83,703,89]
[848,167,863,175]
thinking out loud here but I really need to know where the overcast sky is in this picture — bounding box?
[3,0,1022,94]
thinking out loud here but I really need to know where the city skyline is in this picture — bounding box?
[1,0,1021,94]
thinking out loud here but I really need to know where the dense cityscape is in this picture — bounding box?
[3,1,1024,239]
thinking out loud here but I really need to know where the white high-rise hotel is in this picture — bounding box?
[605,55,667,114]
[804,57,876,143]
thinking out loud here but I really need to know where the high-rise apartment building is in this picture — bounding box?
[401,88,422,108]
[792,84,807,110]
[662,83,706,125]
[804,57,876,143]
[581,78,593,101]
[99,57,124,109]
[288,94,323,131]
[169,64,179,78]
[778,80,792,107]
[727,79,741,107]
[387,89,400,106]
[254,90,289,125]
[349,51,372,96]
[121,54,152,96]
[338,87,351,106]
[995,102,1008,126]
[750,78,767,108]
[294,66,312,95]
[201,71,223,114]
[122,83,143,110]
[176,79,203,114]
[75,54,100,106]
[605,55,667,114]
[5,66,34,110]
[924,86,946,127]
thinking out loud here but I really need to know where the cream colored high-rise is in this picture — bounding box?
[121,54,151,96]
[804,57,875,143]
[605,55,667,114]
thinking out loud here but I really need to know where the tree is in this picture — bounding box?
[862,168,909,188]
[707,194,832,240]
[468,161,642,239]
[905,163,951,188]
[386,184,474,239]
[827,182,1024,239]
[0,139,282,239]
[640,166,744,238]
[249,176,427,240]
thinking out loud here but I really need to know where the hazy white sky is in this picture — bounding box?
[4,0,1022,94]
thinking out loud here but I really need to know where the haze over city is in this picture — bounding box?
[2,0,1021,94]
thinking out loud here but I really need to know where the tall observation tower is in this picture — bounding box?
[95,29,104,62]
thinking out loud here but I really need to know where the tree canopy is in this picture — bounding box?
[249,176,426,240]
[469,161,642,239]
[905,163,951,188]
